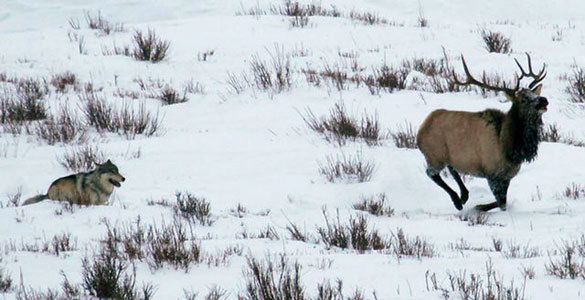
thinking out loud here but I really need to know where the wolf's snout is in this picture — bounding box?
[121,176,126,182]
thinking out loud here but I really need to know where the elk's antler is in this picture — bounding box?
[513,53,547,89]
[452,53,547,96]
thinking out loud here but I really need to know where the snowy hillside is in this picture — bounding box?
[1,0,585,299]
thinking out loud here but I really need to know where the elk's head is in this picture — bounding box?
[505,87,548,121]
[453,53,548,121]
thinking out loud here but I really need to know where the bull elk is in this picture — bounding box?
[417,53,548,212]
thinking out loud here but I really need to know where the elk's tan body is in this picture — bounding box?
[418,109,520,179]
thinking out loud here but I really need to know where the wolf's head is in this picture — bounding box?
[96,160,126,188]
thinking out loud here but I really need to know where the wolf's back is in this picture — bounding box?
[22,194,49,206]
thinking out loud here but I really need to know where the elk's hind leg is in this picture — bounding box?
[426,167,463,211]
[448,166,469,204]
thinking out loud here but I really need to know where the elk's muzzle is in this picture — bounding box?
[536,97,548,112]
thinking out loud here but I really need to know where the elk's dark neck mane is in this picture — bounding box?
[503,103,542,164]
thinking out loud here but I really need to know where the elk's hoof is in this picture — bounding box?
[451,197,463,211]
[461,191,469,204]
[499,204,507,211]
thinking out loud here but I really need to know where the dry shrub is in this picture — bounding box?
[426,259,525,299]
[388,122,417,149]
[80,91,162,138]
[239,255,304,300]
[563,183,585,200]
[317,211,434,258]
[102,43,131,56]
[402,54,469,94]
[145,220,201,271]
[239,225,280,240]
[230,203,248,218]
[0,78,48,123]
[249,47,292,93]
[480,29,512,54]
[317,211,387,253]
[82,245,155,299]
[566,65,585,103]
[290,15,310,28]
[85,10,125,35]
[35,104,86,145]
[318,152,376,183]
[349,10,387,25]
[320,62,361,90]
[132,29,170,63]
[269,0,341,18]
[546,236,585,279]
[59,144,106,172]
[173,192,214,226]
[101,218,201,271]
[364,64,409,95]
[301,103,380,146]
[390,228,435,258]
[50,72,77,93]
[0,267,11,293]
[184,80,206,94]
[353,193,394,217]
[158,86,188,105]
[458,212,491,226]
[500,241,540,259]
[240,254,373,300]
[286,221,310,242]
[300,53,475,95]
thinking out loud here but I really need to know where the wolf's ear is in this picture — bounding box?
[106,159,112,164]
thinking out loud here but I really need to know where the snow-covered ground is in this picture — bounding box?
[1,0,585,299]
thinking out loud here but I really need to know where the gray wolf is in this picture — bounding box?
[22,160,125,206]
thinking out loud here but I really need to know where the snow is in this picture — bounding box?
[1,0,585,298]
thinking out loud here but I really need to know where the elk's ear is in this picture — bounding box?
[504,91,516,102]
[531,84,543,96]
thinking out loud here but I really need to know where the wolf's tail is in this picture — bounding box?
[21,194,49,206]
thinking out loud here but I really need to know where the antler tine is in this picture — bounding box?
[528,62,547,88]
[514,57,527,76]
[525,52,534,74]
[529,68,547,88]
[451,56,477,86]
[513,56,529,90]
[457,56,489,86]
[514,52,547,89]
[451,55,470,85]
[453,55,513,94]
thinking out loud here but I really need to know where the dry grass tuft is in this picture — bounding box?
[318,152,376,183]
[132,29,170,63]
[301,103,380,146]
[480,29,512,54]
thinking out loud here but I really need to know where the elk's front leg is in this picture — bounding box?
[488,178,510,211]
